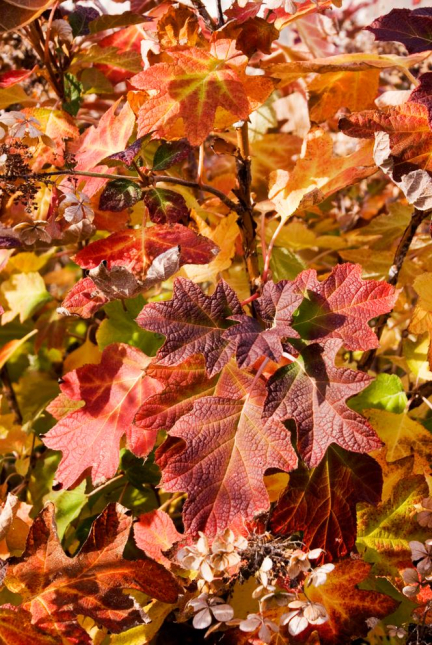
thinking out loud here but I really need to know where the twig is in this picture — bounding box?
[1,170,240,213]
[358,207,431,371]
[235,122,261,296]
[0,366,22,425]
[191,0,217,31]
[216,0,225,27]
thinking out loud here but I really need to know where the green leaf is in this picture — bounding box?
[99,179,143,212]
[62,73,83,117]
[152,140,192,171]
[349,374,407,414]
[96,297,163,354]
[269,247,306,281]
[72,45,143,73]
[81,68,113,95]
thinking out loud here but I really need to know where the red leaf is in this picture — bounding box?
[135,356,219,433]
[5,503,180,643]
[366,8,432,54]
[136,278,242,377]
[409,71,432,127]
[131,39,273,146]
[292,263,396,351]
[264,339,382,467]
[43,344,163,488]
[270,447,382,560]
[144,188,190,225]
[0,66,37,88]
[0,607,60,645]
[73,225,218,275]
[57,276,109,319]
[157,362,297,536]
[224,280,303,367]
[134,509,182,567]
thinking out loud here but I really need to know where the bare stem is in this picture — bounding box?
[0,366,22,425]
[358,207,430,371]
[191,0,217,30]
[235,122,261,296]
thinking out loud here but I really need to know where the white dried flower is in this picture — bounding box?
[387,625,407,639]
[239,613,279,644]
[287,548,323,579]
[281,600,328,636]
[416,497,432,529]
[58,191,94,224]
[177,532,214,582]
[14,220,51,245]
[210,528,246,572]
[402,568,421,598]
[188,593,234,630]
[307,563,335,587]
[409,539,432,576]
[0,111,42,139]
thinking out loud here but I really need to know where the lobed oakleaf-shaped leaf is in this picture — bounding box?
[270,447,382,561]
[307,560,398,644]
[5,503,180,643]
[224,280,303,367]
[134,509,182,567]
[0,607,60,645]
[134,356,218,434]
[136,278,242,377]
[144,188,190,225]
[73,98,136,195]
[292,263,396,351]
[269,128,376,225]
[339,101,432,181]
[131,39,273,146]
[42,344,163,489]
[366,8,432,54]
[264,339,381,467]
[157,362,297,535]
[99,179,143,212]
[73,225,218,276]
[357,474,430,578]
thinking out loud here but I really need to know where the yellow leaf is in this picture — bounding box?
[366,409,432,479]
[63,339,102,374]
[0,330,37,370]
[264,472,289,503]
[7,251,53,274]
[404,333,432,381]
[265,220,317,251]
[308,69,380,122]
[110,600,174,644]
[0,272,51,323]
[180,212,240,284]
[269,128,375,225]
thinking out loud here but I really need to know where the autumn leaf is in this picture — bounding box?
[157,362,297,535]
[5,503,181,643]
[224,279,303,367]
[292,263,396,351]
[137,278,243,377]
[270,447,382,561]
[366,7,432,54]
[73,225,218,276]
[0,607,60,645]
[131,39,273,146]
[144,188,190,225]
[307,560,398,644]
[57,276,109,319]
[269,127,376,225]
[134,509,182,567]
[357,474,430,578]
[72,98,136,196]
[135,356,219,435]
[0,0,55,33]
[42,343,163,488]
[264,340,381,467]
